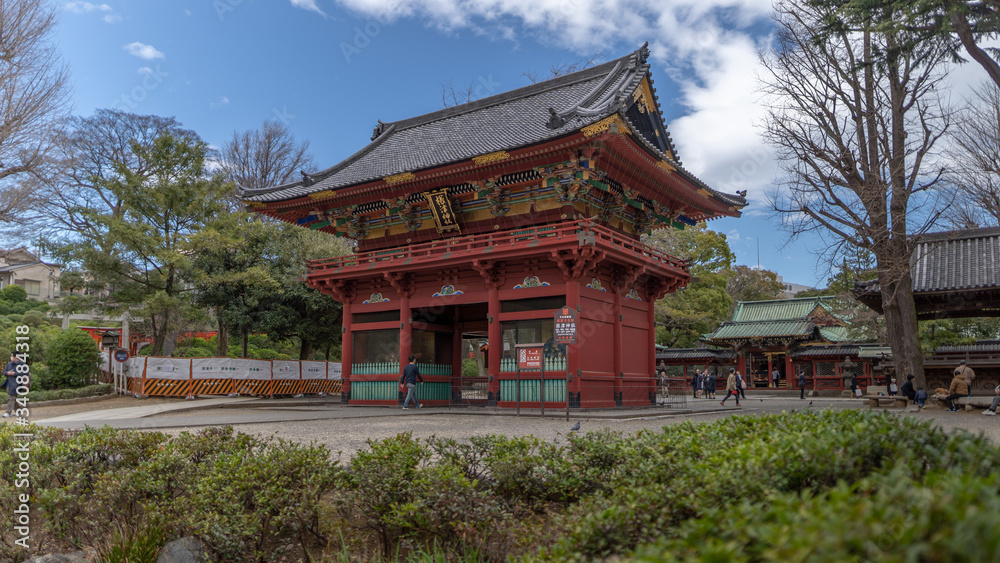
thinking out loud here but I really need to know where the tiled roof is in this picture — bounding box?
[934,341,1000,353]
[789,344,888,358]
[730,297,837,322]
[239,44,746,210]
[790,345,859,358]
[911,227,1000,292]
[708,320,816,340]
[818,326,851,342]
[0,261,44,272]
[655,348,736,361]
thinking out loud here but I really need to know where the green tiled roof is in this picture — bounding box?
[709,320,816,340]
[730,297,837,322]
[818,326,851,342]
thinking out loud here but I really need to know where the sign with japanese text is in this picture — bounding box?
[518,347,543,370]
[553,307,578,344]
[423,188,461,234]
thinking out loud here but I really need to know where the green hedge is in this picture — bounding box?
[1,410,999,562]
[27,383,113,403]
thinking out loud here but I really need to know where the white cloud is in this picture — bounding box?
[137,66,153,75]
[64,2,112,13]
[327,0,775,200]
[184,9,192,16]
[124,42,165,60]
[291,0,327,16]
[103,13,122,23]
[210,96,230,108]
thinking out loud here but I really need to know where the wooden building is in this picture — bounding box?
[239,44,746,408]
[855,227,1000,392]
[662,296,885,391]
[856,227,1000,320]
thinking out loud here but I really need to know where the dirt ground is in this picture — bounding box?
[29,395,180,419]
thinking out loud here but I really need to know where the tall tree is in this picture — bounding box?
[644,223,735,347]
[725,265,785,304]
[31,110,197,250]
[833,1,1000,90]
[0,0,70,223]
[187,213,300,357]
[762,0,952,389]
[946,82,1000,227]
[55,133,230,354]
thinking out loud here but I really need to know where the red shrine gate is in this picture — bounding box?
[239,44,746,408]
[309,219,687,407]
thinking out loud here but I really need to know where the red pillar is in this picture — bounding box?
[399,295,412,376]
[648,299,656,403]
[566,279,581,408]
[487,285,501,404]
[452,326,462,404]
[613,291,623,405]
[341,302,353,401]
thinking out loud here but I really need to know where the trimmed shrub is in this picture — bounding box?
[21,309,48,327]
[46,328,102,388]
[0,284,27,302]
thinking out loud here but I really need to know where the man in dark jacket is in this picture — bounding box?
[900,374,917,403]
[798,370,806,400]
[400,355,423,410]
[3,352,24,418]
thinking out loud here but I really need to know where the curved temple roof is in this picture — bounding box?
[239,44,746,211]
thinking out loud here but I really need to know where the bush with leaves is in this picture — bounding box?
[45,328,102,388]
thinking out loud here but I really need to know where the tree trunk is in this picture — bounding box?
[472,340,487,378]
[152,310,170,356]
[299,338,314,361]
[879,269,925,390]
[215,306,229,356]
[241,327,249,358]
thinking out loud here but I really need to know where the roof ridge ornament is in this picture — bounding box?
[637,42,650,65]
[300,171,315,187]
[371,119,387,141]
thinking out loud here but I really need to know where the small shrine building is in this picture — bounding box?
[239,44,746,408]
[658,297,887,391]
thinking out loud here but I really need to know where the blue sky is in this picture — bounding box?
[54,0,839,286]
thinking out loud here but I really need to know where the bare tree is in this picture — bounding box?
[221,119,313,205]
[440,79,477,108]
[762,0,953,389]
[521,55,604,84]
[440,55,605,108]
[946,82,1000,227]
[0,0,70,222]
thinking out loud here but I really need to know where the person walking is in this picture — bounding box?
[798,370,806,400]
[771,367,780,389]
[944,369,969,412]
[736,370,747,399]
[720,368,740,406]
[955,360,975,396]
[400,355,423,410]
[706,371,717,399]
[3,352,24,418]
